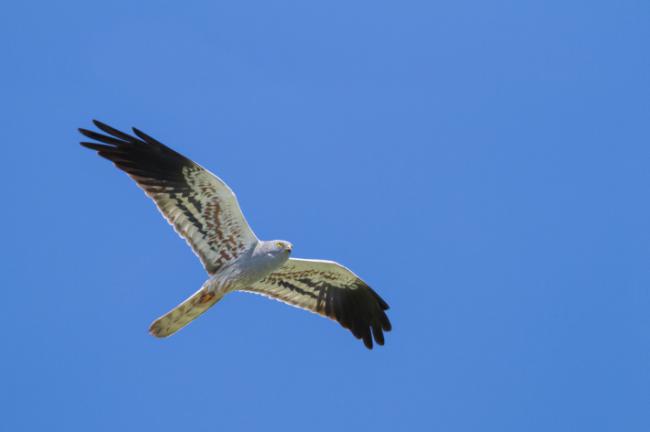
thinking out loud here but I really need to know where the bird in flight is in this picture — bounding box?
[79,121,391,349]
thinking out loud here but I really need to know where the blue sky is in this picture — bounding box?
[1,1,649,431]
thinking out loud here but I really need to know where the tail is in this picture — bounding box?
[149,285,224,338]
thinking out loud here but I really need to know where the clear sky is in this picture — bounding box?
[1,1,648,431]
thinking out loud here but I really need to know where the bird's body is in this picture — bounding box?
[79,121,391,349]
[207,240,294,295]
[149,240,293,338]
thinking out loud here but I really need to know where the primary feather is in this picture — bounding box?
[79,120,257,274]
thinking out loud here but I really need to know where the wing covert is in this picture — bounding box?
[242,258,391,349]
[79,120,258,274]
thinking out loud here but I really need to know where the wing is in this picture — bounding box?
[241,258,391,349]
[79,120,258,274]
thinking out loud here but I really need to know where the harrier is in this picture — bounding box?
[79,121,391,349]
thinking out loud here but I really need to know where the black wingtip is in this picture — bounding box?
[78,127,93,138]
[132,127,156,144]
[371,322,385,346]
[91,120,142,144]
[80,142,110,151]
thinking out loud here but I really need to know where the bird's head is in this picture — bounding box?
[272,240,293,255]
[256,240,293,268]
[258,240,293,267]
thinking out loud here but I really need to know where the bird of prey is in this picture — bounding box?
[79,121,391,349]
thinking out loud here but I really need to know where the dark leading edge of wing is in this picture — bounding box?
[79,120,192,186]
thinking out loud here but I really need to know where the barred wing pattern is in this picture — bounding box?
[79,120,258,274]
[242,258,391,349]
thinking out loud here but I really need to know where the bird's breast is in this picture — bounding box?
[208,253,288,293]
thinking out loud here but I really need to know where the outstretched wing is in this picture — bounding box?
[241,258,391,349]
[79,120,258,274]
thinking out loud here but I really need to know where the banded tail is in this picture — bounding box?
[149,285,223,337]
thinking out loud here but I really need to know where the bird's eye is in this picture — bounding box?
[276,242,284,249]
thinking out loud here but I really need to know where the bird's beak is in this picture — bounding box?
[287,244,293,253]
